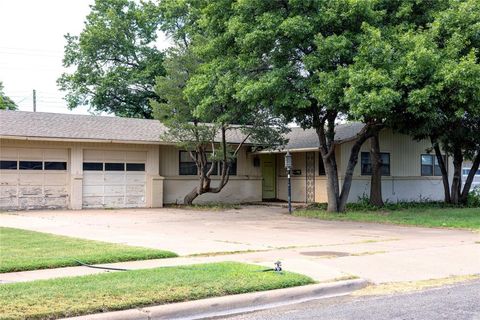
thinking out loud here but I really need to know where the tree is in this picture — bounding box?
[185,1,437,212]
[0,82,17,110]
[347,0,480,205]
[58,0,165,118]
[153,8,288,205]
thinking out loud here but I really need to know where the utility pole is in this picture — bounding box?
[33,89,36,112]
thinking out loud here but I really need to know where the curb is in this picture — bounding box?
[63,278,368,320]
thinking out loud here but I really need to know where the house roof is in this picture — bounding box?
[0,110,247,144]
[0,110,364,149]
[283,122,364,151]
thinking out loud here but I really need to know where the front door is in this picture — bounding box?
[261,154,276,199]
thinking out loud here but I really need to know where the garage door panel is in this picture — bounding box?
[0,173,18,185]
[18,186,43,197]
[104,196,125,207]
[18,197,44,209]
[126,151,147,162]
[104,173,125,184]
[0,186,17,198]
[126,173,146,184]
[44,173,68,186]
[43,149,68,161]
[83,172,104,185]
[17,148,43,160]
[44,196,68,208]
[0,197,17,209]
[1,147,18,158]
[104,186,125,196]
[126,185,145,195]
[82,150,146,209]
[19,173,44,185]
[0,147,70,210]
[83,196,103,207]
[104,151,125,162]
[83,185,103,196]
[44,186,68,197]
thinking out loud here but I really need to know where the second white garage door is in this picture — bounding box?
[82,150,147,208]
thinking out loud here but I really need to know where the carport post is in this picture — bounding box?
[285,150,292,214]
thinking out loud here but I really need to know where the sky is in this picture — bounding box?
[0,0,170,115]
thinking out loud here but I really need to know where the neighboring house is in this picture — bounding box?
[463,161,480,189]
[0,110,451,210]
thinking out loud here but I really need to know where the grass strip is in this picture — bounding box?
[294,207,480,230]
[0,262,314,320]
[0,227,177,273]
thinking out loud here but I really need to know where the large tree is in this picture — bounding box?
[182,1,451,212]
[345,1,449,206]
[154,5,288,204]
[347,0,480,205]
[0,82,17,110]
[58,0,165,118]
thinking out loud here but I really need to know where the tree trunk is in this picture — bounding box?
[460,151,480,204]
[338,125,377,212]
[324,156,339,212]
[450,147,463,204]
[184,187,199,205]
[432,140,451,203]
[369,132,384,207]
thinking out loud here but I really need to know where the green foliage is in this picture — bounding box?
[468,187,480,207]
[295,207,480,230]
[58,0,165,118]
[0,82,17,110]
[0,262,313,319]
[0,227,176,273]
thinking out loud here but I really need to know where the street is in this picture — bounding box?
[223,280,480,320]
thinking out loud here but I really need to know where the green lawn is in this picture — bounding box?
[294,207,480,230]
[0,227,177,273]
[0,262,313,320]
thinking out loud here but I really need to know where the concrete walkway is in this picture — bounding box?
[1,206,479,284]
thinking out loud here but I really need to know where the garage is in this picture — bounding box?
[0,147,69,210]
[82,150,147,208]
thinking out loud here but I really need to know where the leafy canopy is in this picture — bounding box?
[0,82,17,110]
[58,0,165,118]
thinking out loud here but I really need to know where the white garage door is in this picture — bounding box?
[0,147,69,210]
[82,150,146,208]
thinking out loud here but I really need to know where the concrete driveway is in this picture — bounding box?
[1,206,479,284]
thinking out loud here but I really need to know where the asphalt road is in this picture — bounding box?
[223,280,480,320]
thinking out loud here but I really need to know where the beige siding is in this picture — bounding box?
[159,145,262,204]
[0,139,163,210]
[337,129,447,202]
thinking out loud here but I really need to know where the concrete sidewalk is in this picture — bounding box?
[2,239,479,284]
[1,206,479,284]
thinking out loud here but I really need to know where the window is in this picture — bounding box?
[126,163,145,171]
[179,151,197,175]
[179,151,237,176]
[83,162,103,171]
[421,154,444,176]
[0,160,17,170]
[361,152,390,176]
[319,155,326,175]
[44,162,67,170]
[19,161,42,170]
[463,169,480,176]
[228,157,237,176]
[105,163,125,171]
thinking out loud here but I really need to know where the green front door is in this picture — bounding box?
[261,154,276,199]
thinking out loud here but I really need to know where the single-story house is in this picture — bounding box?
[0,110,452,210]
